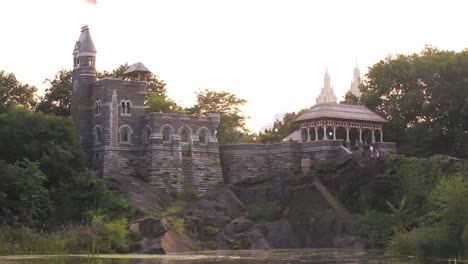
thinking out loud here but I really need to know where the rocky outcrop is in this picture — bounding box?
[109,176,170,214]
[129,173,365,253]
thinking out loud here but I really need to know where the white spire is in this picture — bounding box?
[316,68,337,104]
[348,62,361,97]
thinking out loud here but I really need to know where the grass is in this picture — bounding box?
[246,200,282,224]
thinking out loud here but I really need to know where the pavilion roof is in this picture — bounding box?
[295,103,388,123]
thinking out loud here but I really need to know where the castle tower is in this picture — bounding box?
[70,25,98,164]
[348,62,361,97]
[316,69,337,104]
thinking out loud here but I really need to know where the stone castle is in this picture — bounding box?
[71,26,395,195]
[71,26,223,195]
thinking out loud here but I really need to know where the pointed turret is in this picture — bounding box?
[348,62,361,97]
[316,68,337,104]
[70,26,98,159]
[72,25,97,76]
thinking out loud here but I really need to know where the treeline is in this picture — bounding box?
[340,155,468,258]
[343,46,468,158]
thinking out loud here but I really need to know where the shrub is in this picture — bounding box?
[164,217,185,234]
[388,225,457,258]
[246,200,282,224]
[178,188,198,203]
[101,218,128,252]
[354,210,395,248]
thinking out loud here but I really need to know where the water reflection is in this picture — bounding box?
[0,249,459,264]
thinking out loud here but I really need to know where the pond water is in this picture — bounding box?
[0,249,462,264]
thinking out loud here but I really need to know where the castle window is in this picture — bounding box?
[88,58,94,66]
[143,126,151,144]
[198,129,208,144]
[162,126,172,142]
[74,58,80,68]
[120,100,131,116]
[95,100,101,115]
[118,125,133,144]
[180,127,192,144]
[93,126,102,145]
[121,101,126,114]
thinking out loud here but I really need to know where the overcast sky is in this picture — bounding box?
[1,0,468,131]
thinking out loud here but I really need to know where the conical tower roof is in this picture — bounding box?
[73,25,97,55]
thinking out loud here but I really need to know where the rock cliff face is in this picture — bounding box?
[129,172,365,253]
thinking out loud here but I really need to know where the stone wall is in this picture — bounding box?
[219,140,350,183]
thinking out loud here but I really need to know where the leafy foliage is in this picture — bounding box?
[36,69,72,117]
[0,70,37,111]
[352,155,468,257]
[0,107,82,186]
[145,91,184,114]
[361,46,468,158]
[340,91,360,105]
[186,89,248,144]
[0,160,51,224]
[246,200,282,224]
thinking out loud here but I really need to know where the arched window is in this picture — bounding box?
[95,100,101,115]
[198,128,209,144]
[93,126,102,145]
[143,126,151,144]
[162,126,172,142]
[121,101,126,114]
[118,125,133,144]
[180,128,192,143]
[120,100,131,115]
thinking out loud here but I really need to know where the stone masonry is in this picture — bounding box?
[71,26,223,196]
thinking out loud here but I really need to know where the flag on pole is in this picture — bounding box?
[86,0,97,4]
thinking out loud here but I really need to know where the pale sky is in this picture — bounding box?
[1,0,468,132]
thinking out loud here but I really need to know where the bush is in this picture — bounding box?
[163,216,184,234]
[388,225,457,258]
[354,210,395,248]
[246,200,282,224]
[178,188,198,203]
[0,225,94,255]
[101,218,128,252]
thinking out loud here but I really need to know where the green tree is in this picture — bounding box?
[0,70,37,111]
[145,91,184,114]
[186,89,248,144]
[0,160,52,225]
[340,91,360,105]
[99,63,167,96]
[52,170,130,223]
[256,109,306,143]
[361,46,468,157]
[0,107,82,187]
[36,69,72,117]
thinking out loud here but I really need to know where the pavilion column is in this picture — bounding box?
[314,127,318,141]
[380,129,384,142]
[359,127,362,143]
[307,128,310,142]
[372,129,375,143]
[346,127,350,142]
[323,125,327,140]
[333,126,336,140]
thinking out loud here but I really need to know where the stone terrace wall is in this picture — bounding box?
[220,140,349,183]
